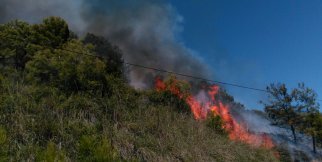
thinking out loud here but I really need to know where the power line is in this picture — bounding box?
[58,48,268,92]
[124,62,269,92]
[2,35,322,102]
[43,48,322,102]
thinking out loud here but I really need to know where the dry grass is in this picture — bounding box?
[111,102,279,162]
[0,76,279,161]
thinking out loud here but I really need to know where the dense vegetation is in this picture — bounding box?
[0,17,279,161]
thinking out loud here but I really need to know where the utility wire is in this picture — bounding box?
[44,48,322,102]
[57,48,268,92]
[124,62,269,92]
[2,35,322,101]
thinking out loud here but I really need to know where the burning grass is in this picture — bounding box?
[155,76,275,149]
[112,102,279,162]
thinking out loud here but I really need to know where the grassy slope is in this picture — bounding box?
[0,75,278,161]
[113,104,278,162]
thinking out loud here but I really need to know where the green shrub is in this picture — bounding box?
[36,141,68,162]
[78,135,121,162]
[206,114,227,135]
[147,90,191,113]
[0,127,7,145]
[0,127,8,161]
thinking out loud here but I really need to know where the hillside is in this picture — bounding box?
[0,17,279,161]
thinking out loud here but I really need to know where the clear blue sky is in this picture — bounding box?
[170,0,322,110]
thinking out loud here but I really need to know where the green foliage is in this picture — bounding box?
[31,16,70,48]
[0,74,4,91]
[147,76,191,113]
[147,90,191,113]
[0,17,71,69]
[263,83,301,143]
[36,141,68,162]
[26,40,112,94]
[205,114,227,135]
[0,20,31,68]
[83,33,124,77]
[0,126,8,161]
[0,127,7,145]
[78,135,120,162]
[294,83,320,137]
[264,84,299,126]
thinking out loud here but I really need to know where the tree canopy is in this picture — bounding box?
[264,83,321,153]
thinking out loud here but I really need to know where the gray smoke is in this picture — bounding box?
[80,0,212,88]
[0,0,212,88]
[0,0,85,33]
[235,109,284,134]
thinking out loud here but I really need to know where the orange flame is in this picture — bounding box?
[155,77,275,149]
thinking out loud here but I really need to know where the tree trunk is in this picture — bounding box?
[312,134,316,153]
[291,125,297,144]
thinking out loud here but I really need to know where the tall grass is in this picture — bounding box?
[0,74,278,161]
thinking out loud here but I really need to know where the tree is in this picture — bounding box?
[83,33,124,77]
[315,115,322,150]
[293,83,320,153]
[0,17,72,70]
[263,83,300,143]
[0,20,31,69]
[31,17,70,48]
[26,40,110,95]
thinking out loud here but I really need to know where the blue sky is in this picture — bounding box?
[170,0,322,109]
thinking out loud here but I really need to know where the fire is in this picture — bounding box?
[155,77,275,149]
